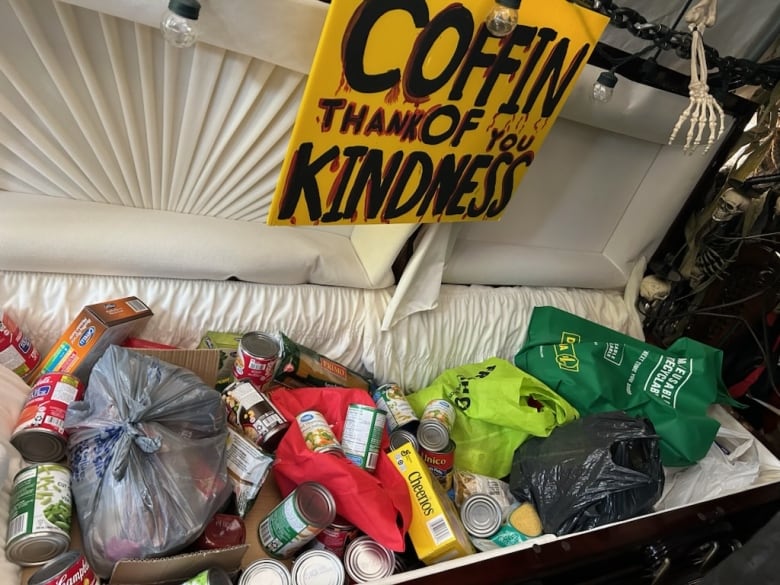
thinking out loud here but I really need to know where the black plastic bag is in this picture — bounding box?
[509,411,664,536]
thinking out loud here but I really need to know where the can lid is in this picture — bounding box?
[416,420,449,452]
[27,551,84,585]
[389,429,418,451]
[329,515,355,530]
[296,482,337,528]
[460,494,503,538]
[291,549,345,585]
[344,536,395,583]
[241,331,280,358]
[6,533,69,566]
[240,558,292,585]
[11,430,66,463]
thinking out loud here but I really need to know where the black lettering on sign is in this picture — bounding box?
[277,143,339,221]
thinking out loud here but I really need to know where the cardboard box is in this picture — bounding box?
[29,297,153,384]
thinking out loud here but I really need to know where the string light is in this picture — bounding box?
[592,70,618,102]
[485,0,521,38]
[160,0,201,48]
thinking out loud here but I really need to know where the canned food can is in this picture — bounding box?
[258,481,337,559]
[193,513,246,550]
[460,493,503,539]
[27,550,100,585]
[239,558,291,585]
[341,404,385,472]
[222,381,290,452]
[6,463,72,566]
[388,428,419,452]
[416,399,455,452]
[233,331,280,390]
[0,311,41,382]
[311,515,358,558]
[371,383,419,433]
[11,372,85,463]
[297,410,343,456]
[291,548,346,585]
[180,567,233,585]
[419,439,456,490]
[343,535,395,583]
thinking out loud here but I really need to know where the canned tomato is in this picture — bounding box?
[0,311,41,382]
[6,463,72,566]
[233,331,280,390]
[239,558,291,585]
[11,372,84,462]
[419,439,456,490]
[297,410,343,456]
[341,404,385,472]
[291,549,345,585]
[343,535,395,583]
[372,383,419,433]
[460,493,503,539]
[27,550,99,585]
[222,381,290,451]
[311,515,358,558]
[258,481,336,559]
[181,567,232,585]
[417,398,455,452]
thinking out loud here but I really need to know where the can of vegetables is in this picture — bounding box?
[6,463,72,566]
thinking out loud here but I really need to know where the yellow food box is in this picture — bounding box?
[388,445,474,565]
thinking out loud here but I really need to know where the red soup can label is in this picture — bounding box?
[233,331,280,390]
[27,550,100,585]
[0,311,41,381]
[419,439,456,491]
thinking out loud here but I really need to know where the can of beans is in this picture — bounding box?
[180,567,232,585]
[239,558,291,585]
[291,549,346,585]
[0,311,41,382]
[341,403,385,472]
[6,463,72,566]
[233,331,280,390]
[222,381,290,452]
[11,372,84,463]
[311,515,359,558]
[258,481,336,559]
[460,493,503,539]
[297,410,344,456]
[27,550,100,585]
[417,398,455,452]
[419,439,456,490]
[343,535,395,583]
[372,383,419,434]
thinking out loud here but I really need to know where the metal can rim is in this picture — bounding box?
[295,482,337,529]
[344,536,395,583]
[239,558,292,585]
[291,549,345,585]
[460,493,503,538]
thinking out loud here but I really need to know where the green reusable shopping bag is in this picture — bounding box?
[407,357,578,478]
[514,306,740,467]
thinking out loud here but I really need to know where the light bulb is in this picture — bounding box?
[160,0,201,48]
[592,70,618,103]
[485,0,520,38]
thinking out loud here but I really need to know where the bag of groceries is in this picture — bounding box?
[65,346,232,578]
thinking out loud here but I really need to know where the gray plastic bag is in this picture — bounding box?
[65,345,232,578]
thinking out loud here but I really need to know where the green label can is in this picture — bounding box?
[6,463,71,566]
[341,403,386,473]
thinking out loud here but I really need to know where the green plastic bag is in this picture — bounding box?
[514,306,741,467]
[407,357,578,478]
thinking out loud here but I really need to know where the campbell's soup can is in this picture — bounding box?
[419,439,456,491]
[27,550,100,585]
[11,372,85,463]
[233,331,280,390]
[0,311,41,382]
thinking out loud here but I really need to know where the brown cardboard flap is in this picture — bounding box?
[132,348,220,388]
[109,545,248,585]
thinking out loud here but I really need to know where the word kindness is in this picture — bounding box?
[274,0,596,224]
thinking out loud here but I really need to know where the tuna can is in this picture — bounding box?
[343,535,395,583]
[11,372,84,462]
[6,463,72,566]
[419,439,456,490]
[239,558,292,585]
[388,428,418,452]
[372,383,419,433]
[27,550,99,585]
[0,311,41,382]
[233,331,280,390]
[180,567,232,585]
[291,548,345,585]
[222,381,290,452]
[297,410,344,456]
[312,515,358,558]
[341,403,385,472]
[259,481,337,559]
[416,398,455,452]
[460,493,503,539]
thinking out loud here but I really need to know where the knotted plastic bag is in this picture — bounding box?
[271,387,412,552]
[407,357,579,478]
[65,346,232,578]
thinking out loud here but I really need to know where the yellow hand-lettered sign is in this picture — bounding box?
[268,0,607,226]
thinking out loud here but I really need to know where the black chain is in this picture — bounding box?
[569,0,780,90]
